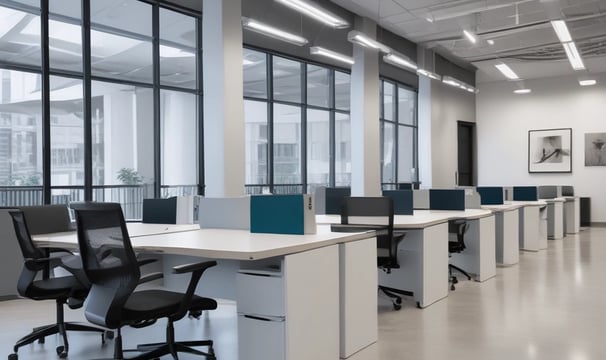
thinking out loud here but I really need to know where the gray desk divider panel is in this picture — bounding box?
[382,190,413,215]
[561,186,574,196]
[199,196,251,230]
[413,189,430,209]
[314,186,326,215]
[476,187,505,205]
[464,190,482,209]
[429,189,466,210]
[513,187,538,201]
[538,186,559,199]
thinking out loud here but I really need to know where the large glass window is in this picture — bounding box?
[273,103,301,187]
[244,99,268,187]
[307,65,330,108]
[380,79,418,188]
[49,0,82,72]
[335,112,350,186]
[307,109,329,191]
[244,48,267,99]
[273,56,301,103]
[0,4,41,67]
[160,8,196,89]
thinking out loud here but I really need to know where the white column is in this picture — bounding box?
[203,0,245,197]
[350,17,381,197]
[417,76,432,188]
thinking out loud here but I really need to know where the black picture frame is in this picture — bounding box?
[528,128,572,173]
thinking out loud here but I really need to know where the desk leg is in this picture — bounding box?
[379,223,448,308]
[499,210,519,266]
[519,207,540,251]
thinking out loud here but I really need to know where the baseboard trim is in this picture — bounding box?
[0,295,19,301]
[590,222,606,228]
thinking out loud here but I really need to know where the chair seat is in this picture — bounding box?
[26,276,86,300]
[123,290,217,323]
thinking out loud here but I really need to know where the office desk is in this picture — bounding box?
[317,209,495,308]
[482,204,521,266]
[545,198,566,239]
[563,196,580,234]
[509,201,547,251]
[34,224,378,360]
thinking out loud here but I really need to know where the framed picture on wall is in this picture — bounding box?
[528,128,572,173]
[584,132,606,166]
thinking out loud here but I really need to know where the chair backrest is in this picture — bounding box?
[340,197,400,269]
[19,205,72,235]
[142,197,178,224]
[74,204,140,328]
[9,210,45,260]
[448,219,469,252]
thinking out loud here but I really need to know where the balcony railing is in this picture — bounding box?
[0,185,198,220]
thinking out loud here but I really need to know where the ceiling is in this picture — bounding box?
[330,0,606,83]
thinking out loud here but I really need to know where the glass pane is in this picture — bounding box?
[307,109,329,192]
[91,81,154,187]
[273,103,301,185]
[335,112,350,186]
[398,125,415,183]
[161,90,197,186]
[160,8,196,89]
[0,69,42,194]
[49,0,82,72]
[398,86,416,125]
[273,56,301,103]
[244,100,268,186]
[91,0,152,83]
[50,76,83,186]
[51,188,83,205]
[335,71,350,111]
[307,65,330,108]
[9,0,39,7]
[381,121,395,184]
[383,81,395,121]
[0,5,41,67]
[243,48,267,99]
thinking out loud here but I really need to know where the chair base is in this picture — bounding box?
[449,264,472,290]
[378,285,413,311]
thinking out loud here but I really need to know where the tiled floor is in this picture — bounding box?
[2,228,606,359]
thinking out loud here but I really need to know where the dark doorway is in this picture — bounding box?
[457,121,475,186]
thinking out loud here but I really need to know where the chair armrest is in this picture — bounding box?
[138,272,163,284]
[137,258,158,267]
[24,257,62,271]
[48,247,75,255]
[172,260,217,274]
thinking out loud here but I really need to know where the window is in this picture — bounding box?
[307,109,329,190]
[244,99,268,186]
[273,56,302,103]
[273,103,301,185]
[307,65,330,108]
[244,49,267,99]
[380,79,418,188]
[160,8,197,89]
[0,4,41,67]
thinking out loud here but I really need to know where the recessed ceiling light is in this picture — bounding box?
[514,89,531,94]
[551,20,572,43]
[463,30,477,44]
[579,79,596,86]
[487,39,495,45]
[562,42,585,70]
[495,63,520,80]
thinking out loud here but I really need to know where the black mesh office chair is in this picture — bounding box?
[7,210,107,360]
[339,197,409,310]
[74,204,218,360]
[448,219,472,290]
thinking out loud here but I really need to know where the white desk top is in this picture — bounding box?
[482,203,523,213]
[543,197,566,203]
[317,208,493,230]
[33,223,375,261]
[507,200,548,207]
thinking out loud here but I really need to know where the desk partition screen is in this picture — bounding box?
[429,189,465,211]
[562,186,574,196]
[142,197,178,224]
[476,187,504,205]
[382,190,413,215]
[325,187,351,215]
[513,187,538,201]
[538,186,559,199]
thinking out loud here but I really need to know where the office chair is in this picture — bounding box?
[7,210,108,360]
[448,219,472,290]
[74,204,218,360]
[340,196,409,310]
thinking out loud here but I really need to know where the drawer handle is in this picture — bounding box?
[244,315,272,322]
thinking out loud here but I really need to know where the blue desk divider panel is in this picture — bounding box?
[476,187,504,205]
[142,197,178,224]
[382,190,413,215]
[429,189,466,210]
[513,187,538,201]
[325,187,351,215]
[250,194,316,235]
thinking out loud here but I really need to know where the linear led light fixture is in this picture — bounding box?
[383,52,418,71]
[417,68,441,81]
[442,75,462,88]
[487,39,495,45]
[495,63,520,80]
[347,30,391,53]
[514,88,531,94]
[551,20,572,42]
[562,41,585,70]
[275,0,349,28]
[579,79,596,86]
[242,18,308,46]
[310,46,354,65]
[463,30,477,44]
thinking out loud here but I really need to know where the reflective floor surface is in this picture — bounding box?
[1,227,605,359]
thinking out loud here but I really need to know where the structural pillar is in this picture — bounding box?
[350,17,381,197]
[203,0,245,197]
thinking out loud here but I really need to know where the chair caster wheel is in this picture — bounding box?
[393,303,402,310]
[451,284,456,291]
[56,346,67,358]
[8,353,18,360]
[105,330,114,340]
[38,338,45,344]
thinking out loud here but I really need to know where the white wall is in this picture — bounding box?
[477,73,606,222]
[419,78,476,188]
